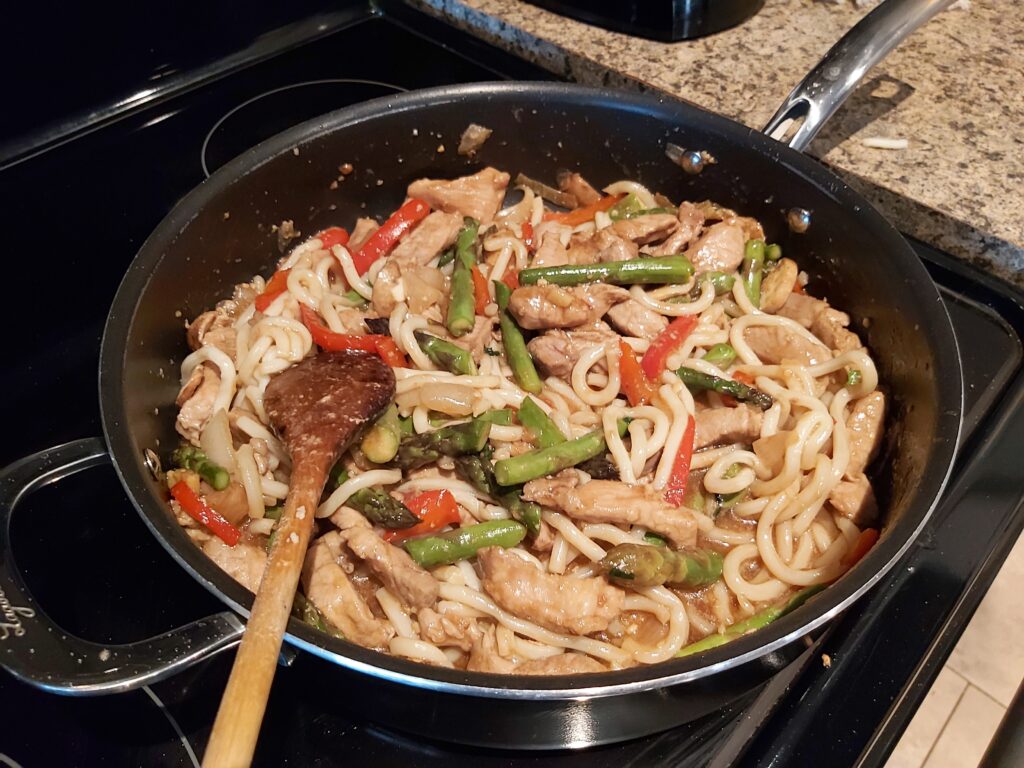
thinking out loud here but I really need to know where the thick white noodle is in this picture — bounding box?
[318,469,403,518]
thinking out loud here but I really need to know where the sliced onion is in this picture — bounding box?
[405,266,448,314]
[396,382,474,416]
[200,409,236,474]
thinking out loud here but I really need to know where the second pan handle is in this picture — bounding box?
[763,0,955,152]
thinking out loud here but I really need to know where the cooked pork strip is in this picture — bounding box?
[203,538,266,593]
[302,532,393,649]
[526,323,619,378]
[685,220,745,274]
[522,473,698,548]
[744,325,832,366]
[407,167,510,224]
[605,299,669,340]
[478,546,625,635]
[507,283,629,329]
[845,391,885,477]
[694,406,763,450]
[341,527,439,609]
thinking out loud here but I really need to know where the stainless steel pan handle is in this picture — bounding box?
[0,438,244,695]
[764,0,956,151]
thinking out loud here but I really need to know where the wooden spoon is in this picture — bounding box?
[202,349,395,767]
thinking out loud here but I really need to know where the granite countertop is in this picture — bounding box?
[410,0,1023,286]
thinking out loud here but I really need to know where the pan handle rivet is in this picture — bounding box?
[787,208,812,233]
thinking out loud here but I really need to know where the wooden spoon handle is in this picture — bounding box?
[202,461,323,768]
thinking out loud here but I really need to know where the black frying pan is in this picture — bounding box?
[0,0,962,749]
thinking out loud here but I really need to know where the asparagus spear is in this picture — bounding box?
[431,409,513,428]
[346,488,420,529]
[702,343,737,369]
[493,421,627,487]
[396,419,492,470]
[599,543,723,588]
[676,584,826,658]
[453,453,543,536]
[518,395,566,448]
[360,404,402,463]
[414,331,477,375]
[675,366,774,410]
[742,239,766,307]
[446,218,480,337]
[403,520,527,568]
[477,408,515,426]
[494,280,543,394]
[517,255,694,288]
[764,243,783,262]
[171,444,230,490]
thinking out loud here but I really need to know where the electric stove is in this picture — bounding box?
[3,4,1023,767]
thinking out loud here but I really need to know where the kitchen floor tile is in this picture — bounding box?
[885,667,968,768]
[946,532,1024,706]
[921,685,1006,768]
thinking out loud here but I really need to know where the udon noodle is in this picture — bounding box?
[165,165,884,675]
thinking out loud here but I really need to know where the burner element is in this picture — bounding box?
[201,78,405,176]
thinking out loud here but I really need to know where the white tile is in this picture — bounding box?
[885,667,968,768]
[947,531,1024,706]
[922,685,1006,768]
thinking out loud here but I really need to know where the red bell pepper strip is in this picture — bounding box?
[170,481,241,546]
[373,336,409,368]
[792,280,806,295]
[315,226,350,250]
[352,198,431,274]
[471,265,490,315]
[663,417,696,507]
[618,340,658,407]
[383,490,461,543]
[299,305,409,367]
[844,528,880,567]
[641,315,699,380]
[521,221,535,252]
[542,194,624,227]
[254,269,292,312]
[501,269,520,292]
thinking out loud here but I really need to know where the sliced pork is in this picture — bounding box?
[694,405,763,450]
[478,546,625,635]
[302,532,393,649]
[203,538,266,593]
[175,363,220,444]
[507,284,629,329]
[610,213,678,245]
[522,473,698,548]
[845,391,885,476]
[526,323,620,378]
[341,527,439,609]
[605,299,669,340]
[407,167,510,224]
[685,220,746,274]
[744,324,832,366]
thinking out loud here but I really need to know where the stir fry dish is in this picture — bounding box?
[167,164,884,674]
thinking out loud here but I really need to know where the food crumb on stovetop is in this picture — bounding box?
[822,653,832,669]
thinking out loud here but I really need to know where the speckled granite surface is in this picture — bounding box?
[408,0,1024,286]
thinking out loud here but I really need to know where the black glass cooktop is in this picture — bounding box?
[2,5,1023,767]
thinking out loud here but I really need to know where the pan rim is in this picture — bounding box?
[98,81,964,699]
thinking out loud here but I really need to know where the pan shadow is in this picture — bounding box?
[810,74,916,155]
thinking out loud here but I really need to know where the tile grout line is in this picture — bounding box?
[918,678,971,768]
